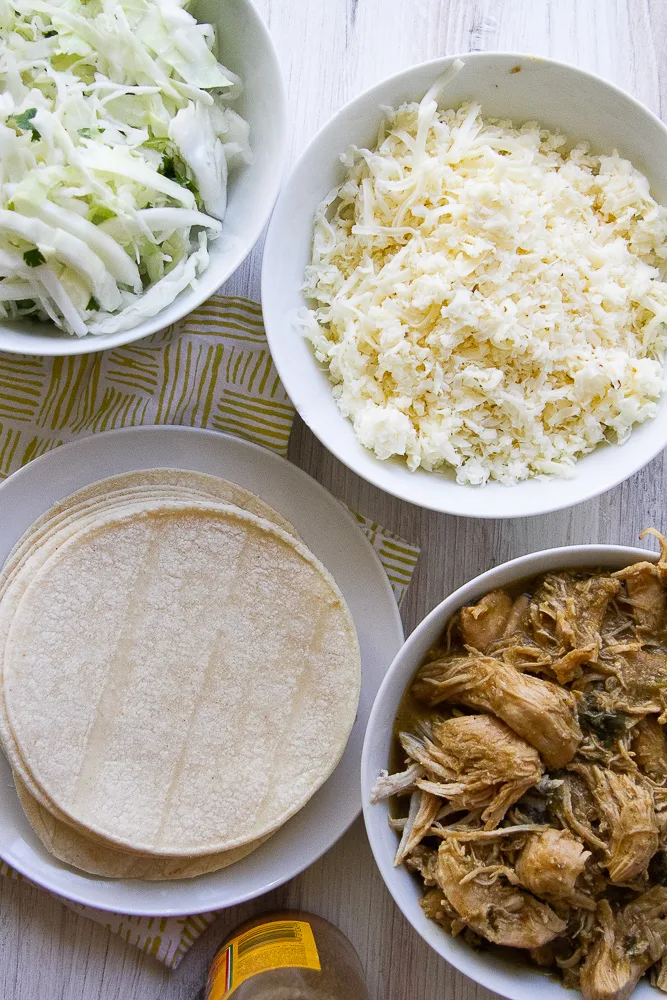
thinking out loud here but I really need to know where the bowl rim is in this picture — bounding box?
[361,541,659,999]
[0,0,288,358]
[261,50,667,518]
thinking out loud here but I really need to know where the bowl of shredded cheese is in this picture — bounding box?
[262,53,667,517]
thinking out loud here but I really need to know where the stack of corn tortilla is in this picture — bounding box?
[0,470,361,880]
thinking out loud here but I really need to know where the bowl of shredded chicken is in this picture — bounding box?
[362,533,667,1000]
[262,54,667,516]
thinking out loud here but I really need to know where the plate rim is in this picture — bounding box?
[0,425,405,914]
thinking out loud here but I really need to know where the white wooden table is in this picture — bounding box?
[2,1,667,997]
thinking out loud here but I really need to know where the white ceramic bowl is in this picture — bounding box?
[0,0,287,357]
[361,542,660,1000]
[261,53,667,517]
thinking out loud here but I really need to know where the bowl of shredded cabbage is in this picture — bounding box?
[0,0,286,354]
[262,54,667,517]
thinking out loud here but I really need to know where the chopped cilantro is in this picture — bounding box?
[160,156,177,179]
[159,155,196,195]
[23,248,46,268]
[44,28,57,38]
[11,108,40,141]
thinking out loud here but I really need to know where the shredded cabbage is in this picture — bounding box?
[0,0,250,336]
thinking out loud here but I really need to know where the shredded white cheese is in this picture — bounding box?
[300,75,667,486]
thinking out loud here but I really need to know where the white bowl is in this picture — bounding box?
[261,53,667,517]
[0,0,287,357]
[361,542,660,1000]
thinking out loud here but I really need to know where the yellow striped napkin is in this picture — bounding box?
[0,294,419,966]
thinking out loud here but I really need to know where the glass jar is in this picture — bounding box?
[205,910,370,1000]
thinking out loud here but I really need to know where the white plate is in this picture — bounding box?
[0,426,403,915]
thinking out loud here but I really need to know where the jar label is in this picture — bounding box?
[206,919,322,999]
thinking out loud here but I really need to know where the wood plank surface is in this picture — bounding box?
[2,1,667,997]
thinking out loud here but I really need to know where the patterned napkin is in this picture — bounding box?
[0,295,420,968]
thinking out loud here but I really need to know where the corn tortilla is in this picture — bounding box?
[4,501,360,856]
[0,472,298,835]
[0,493,210,821]
[3,469,298,575]
[15,775,269,880]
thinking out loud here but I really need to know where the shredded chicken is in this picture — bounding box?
[611,648,667,715]
[575,577,623,649]
[633,719,667,783]
[436,839,567,949]
[393,790,441,865]
[581,890,667,1000]
[503,594,532,640]
[602,775,659,884]
[370,763,425,803]
[618,563,666,635]
[614,528,667,638]
[571,764,659,882]
[531,573,620,657]
[515,829,593,909]
[405,844,438,884]
[413,715,542,829]
[413,652,582,767]
[459,590,514,652]
[376,531,667,1000]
